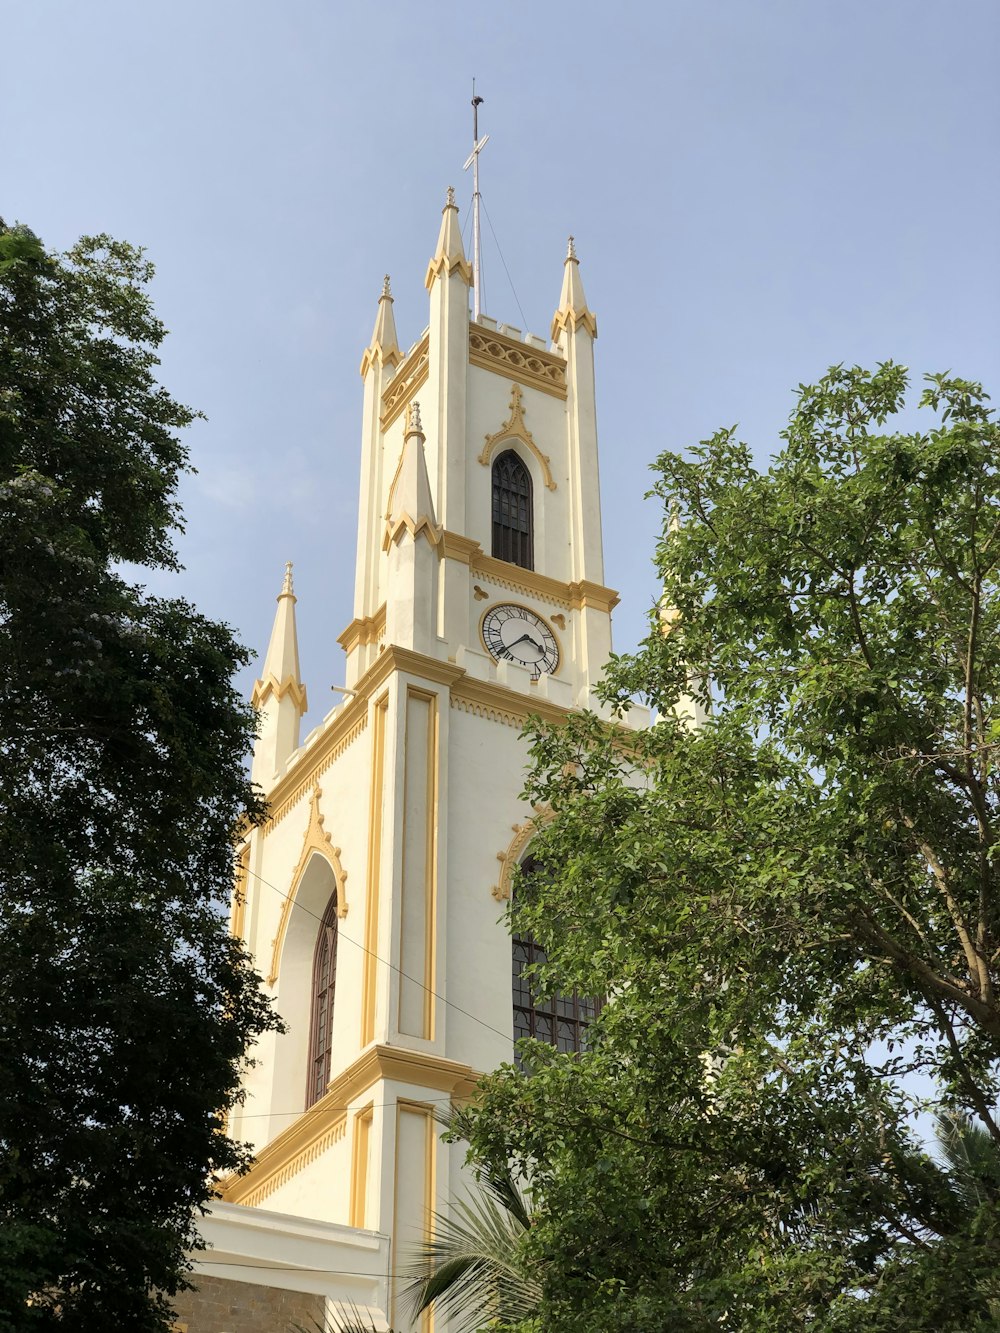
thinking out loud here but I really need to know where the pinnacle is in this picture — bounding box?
[552,232,597,341]
[404,399,424,437]
[360,271,402,376]
[281,560,294,597]
[425,185,471,290]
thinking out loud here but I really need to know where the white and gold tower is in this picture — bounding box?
[217,189,647,1329]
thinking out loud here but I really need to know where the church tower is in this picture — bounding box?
[219,187,648,1329]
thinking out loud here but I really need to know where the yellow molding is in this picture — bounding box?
[263,642,579,834]
[349,1103,374,1228]
[469,326,567,400]
[381,334,430,431]
[251,672,308,714]
[570,578,621,614]
[362,694,388,1046]
[393,1100,437,1332]
[230,844,250,939]
[452,674,574,729]
[383,514,443,551]
[424,254,473,289]
[337,603,387,655]
[491,805,553,901]
[438,530,481,564]
[217,1044,477,1206]
[267,784,349,987]
[359,342,403,379]
[262,712,368,834]
[396,688,439,1041]
[436,531,620,613]
[478,383,557,491]
[551,305,599,341]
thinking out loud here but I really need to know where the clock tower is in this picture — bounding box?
[215,188,648,1330]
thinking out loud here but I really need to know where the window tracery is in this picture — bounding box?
[492,449,533,569]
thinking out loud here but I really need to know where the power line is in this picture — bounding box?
[234,1093,460,1120]
[241,862,514,1046]
[480,195,528,331]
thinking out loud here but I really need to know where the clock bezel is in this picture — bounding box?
[479,601,561,680]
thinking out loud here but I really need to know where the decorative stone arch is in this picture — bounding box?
[478,383,557,492]
[267,785,348,988]
[490,804,554,902]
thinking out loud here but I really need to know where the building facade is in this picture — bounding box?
[180,189,647,1331]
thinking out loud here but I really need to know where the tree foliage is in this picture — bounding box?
[463,364,1000,1330]
[0,222,279,1329]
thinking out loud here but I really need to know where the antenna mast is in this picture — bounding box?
[463,82,489,320]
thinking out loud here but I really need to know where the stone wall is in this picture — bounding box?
[171,1274,326,1333]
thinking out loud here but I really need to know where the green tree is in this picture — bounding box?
[461,364,1000,1330]
[0,222,279,1329]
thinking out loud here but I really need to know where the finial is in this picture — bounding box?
[404,400,423,436]
[446,185,457,209]
[381,274,392,300]
[281,561,294,596]
[567,235,577,261]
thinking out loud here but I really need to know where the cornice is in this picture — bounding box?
[218,1044,478,1207]
[251,672,308,714]
[437,533,620,613]
[451,674,573,729]
[439,530,481,564]
[380,333,430,431]
[337,604,386,655]
[469,326,567,400]
[263,645,464,831]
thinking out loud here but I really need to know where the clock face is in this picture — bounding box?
[481,604,560,679]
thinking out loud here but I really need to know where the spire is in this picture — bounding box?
[360,274,402,377]
[252,562,307,714]
[425,186,472,291]
[383,401,439,549]
[551,234,598,341]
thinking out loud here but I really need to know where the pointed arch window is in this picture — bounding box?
[492,450,533,570]
[512,857,599,1062]
[307,892,338,1107]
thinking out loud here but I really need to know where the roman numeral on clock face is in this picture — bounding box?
[480,603,560,680]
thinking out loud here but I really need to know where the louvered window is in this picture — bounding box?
[492,450,533,569]
[307,894,338,1107]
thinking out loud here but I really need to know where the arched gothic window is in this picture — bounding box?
[511,858,599,1061]
[492,450,533,570]
[307,892,338,1107]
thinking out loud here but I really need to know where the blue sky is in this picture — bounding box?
[5,0,998,724]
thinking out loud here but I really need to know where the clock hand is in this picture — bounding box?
[508,633,542,651]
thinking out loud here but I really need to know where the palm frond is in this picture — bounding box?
[399,1163,541,1333]
[934,1110,1000,1213]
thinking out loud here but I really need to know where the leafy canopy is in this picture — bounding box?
[463,364,1000,1331]
[0,222,279,1330]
